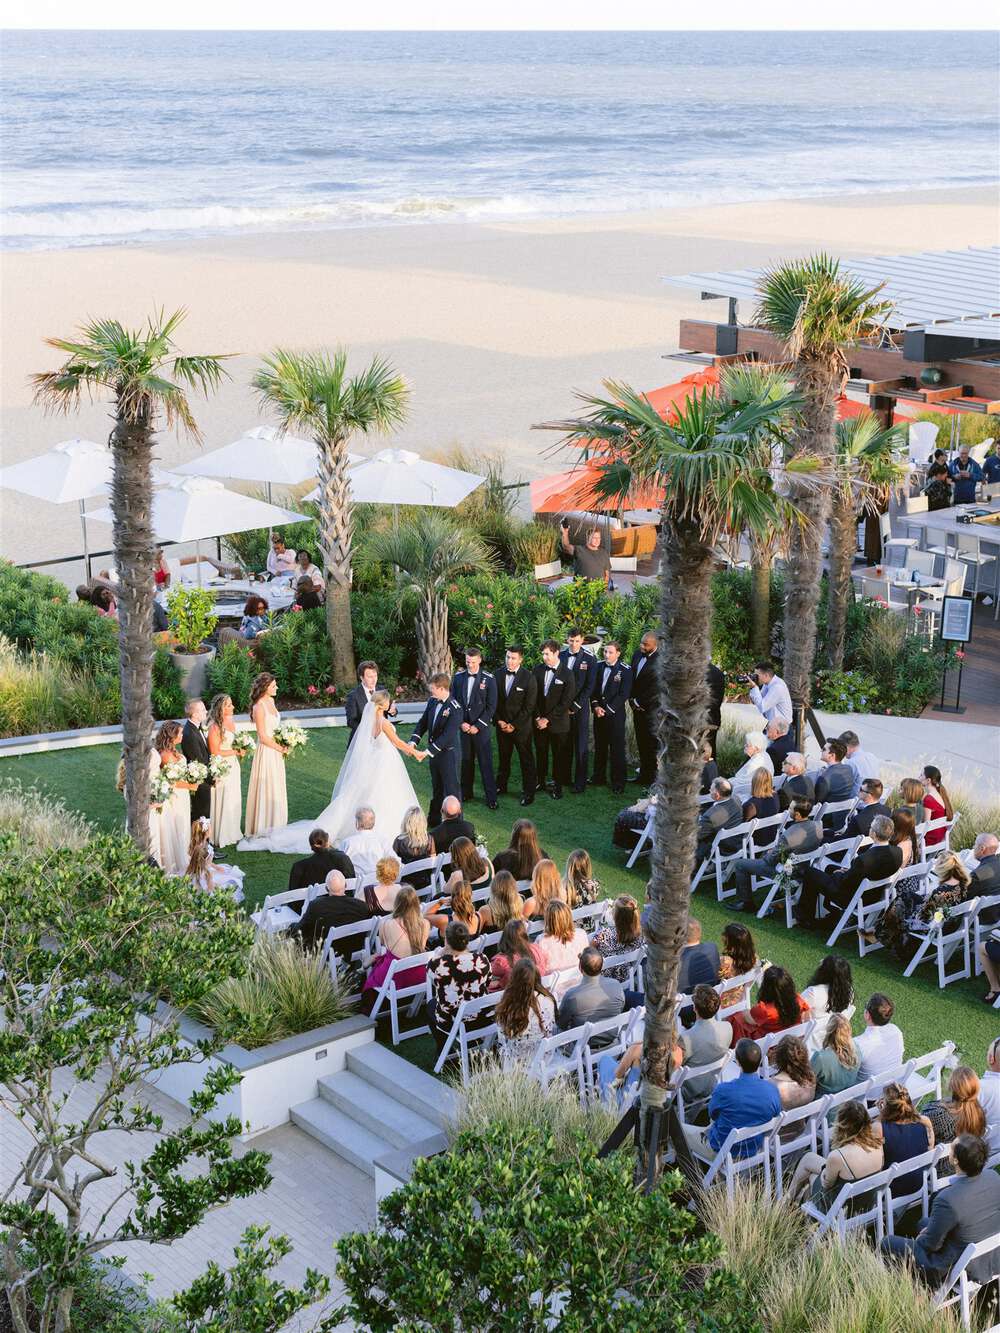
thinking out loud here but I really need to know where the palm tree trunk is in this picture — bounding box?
[316,434,357,688]
[415,593,452,679]
[111,410,154,852]
[641,518,713,1177]
[826,493,856,672]
[750,555,771,659]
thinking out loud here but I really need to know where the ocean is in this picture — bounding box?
[2,29,998,250]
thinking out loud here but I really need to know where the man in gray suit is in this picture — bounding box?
[557,949,624,1044]
[678,985,733,1103]
[733,800,823,913]
[882,1134,1000,1285]
[695,777,744,866]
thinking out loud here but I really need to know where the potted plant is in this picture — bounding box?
[166,585,219,697]
[512,521,561,580]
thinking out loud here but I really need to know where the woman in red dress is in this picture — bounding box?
[921,765,954,847]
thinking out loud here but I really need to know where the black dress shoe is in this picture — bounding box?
[519,795,535,806]
[486,800,498,811]
[550,787,563,800]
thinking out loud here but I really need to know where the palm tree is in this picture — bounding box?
[755,256,892,739]
[826,412,907,671]
[543,384,809,1171]
[361,511,492,679]
[252,349,408,687]
[32,311,227,851]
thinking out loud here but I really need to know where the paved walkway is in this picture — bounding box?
[1,1067,374,1328]
[920,611,1000,728]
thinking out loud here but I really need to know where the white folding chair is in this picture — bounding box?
[825,871,900,950]
[917,817,958,861]
[934,1233,1000,1330]
[526,1023,591,1101]
[671,1049,733,1125]
[711,819,758,901]
[972,895,1000,978]
[367,949,436,1045]
[572,899,612,935]
[433,991,501,1081]
[715,967,761,1022]
[814,799,859,836]
[318,915,382,988]
[625,807,654,869]
[772,1092,830,1200]
[700,1113,782,1198]
[251,884,323,933]
[398,854,438,890]
[903,894,978,987]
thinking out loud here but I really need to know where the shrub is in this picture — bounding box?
[451,1061,616,1159]
[151,647,187,719]
[351,586,411,680]
[812,668,881,714]
[555,576,607,635]
[716,720,748,779]
[0,560,70,649]
[710,567,786,674]
[0,779,91,854]
[0,635,119,738]
[205,640,256,713]
[254,607,333,697]
[913,410,997,450]
[510,520,559,572]
[166,585,218,654]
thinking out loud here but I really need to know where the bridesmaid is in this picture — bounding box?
[147,747,163,868]
[207,692,243,846]
[244,672,288,836]
[155,719,197,875]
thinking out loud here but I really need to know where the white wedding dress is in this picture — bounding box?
[238,702,419,855]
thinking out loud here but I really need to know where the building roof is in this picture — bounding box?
[664,245,1000,333]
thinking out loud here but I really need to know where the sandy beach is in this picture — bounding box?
[2,185,997,578]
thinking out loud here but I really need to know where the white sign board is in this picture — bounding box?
[940,596,973,644]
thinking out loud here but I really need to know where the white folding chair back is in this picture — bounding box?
[433,991,502,1081]
[816,799,858,835]
[252,884,322,933]
[671,1049,733,1124]
[917,817,958,860]
[903,893,978,987]
[973,895,1000,977]
[715,966,761,1021]
[935,1232,1000,1330]
[825,871,900,950]
[701,1113,782,1197]
[625,808,654,869]
[572,899,612,934]
[772,1093,830,1200]
[318,915,383,987]
[526,1023,591,1100]
[368,948,436,1045]
[712,818,758,901]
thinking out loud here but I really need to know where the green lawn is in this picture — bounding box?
[3,732,997,1077]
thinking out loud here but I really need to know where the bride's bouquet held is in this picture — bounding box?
[273,721,308,758]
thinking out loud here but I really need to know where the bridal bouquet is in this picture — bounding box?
[274,722,308,758]
[208,754,232,782]
[162,759,188,784]
[149,771,174,806]
[231,730,257,759]
[185,760,209,786]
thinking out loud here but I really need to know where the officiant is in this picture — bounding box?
[345,661,397,744]
[409,674,463,827]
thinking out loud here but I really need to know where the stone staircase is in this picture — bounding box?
[290,1041,461,1177]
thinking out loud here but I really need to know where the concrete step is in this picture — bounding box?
[317,1070,439,1149]
[289,1097,392,1177]
[346,1042,463,1130]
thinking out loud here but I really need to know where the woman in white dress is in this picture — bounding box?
[147,749,163,868]
[244,673,288,837]
[186,816,244,902]
[239,689,427,855]
[207,692,243,846]
[155,720,196,876]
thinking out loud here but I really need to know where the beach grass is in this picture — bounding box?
[3,729,997,1077]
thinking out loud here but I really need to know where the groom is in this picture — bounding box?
[409,673,462,827]
[345,660,397,745]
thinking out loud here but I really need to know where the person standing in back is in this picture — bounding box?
[532,639,576,801]
[560,521,611,584]
[559,627,593,794]
[452,646,498,810]
[590,641,632,794]
[629,631,659,788]
[494,645,538,806]
[705,660,725,759]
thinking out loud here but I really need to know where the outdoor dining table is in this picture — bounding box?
[851,565,946,610]
[204,577,298,617]
[896,499,1000,618]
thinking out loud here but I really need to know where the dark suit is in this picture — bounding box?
[766,731,795,775]
[181,719,212,823]
[288,848,355,908]
[428,816,477,856]
[734,818,823,909]
[410,696,463,827]
[778,772,815,811]
[841,800,891,841]
[452,668,497,805]
[972,854,1000,926]
[706,662,725,758]
[289,892,371,955]
[532,662,576,795]
[591,659,632,792]
[629,649,659,785]
[814,762,855,805]
[559,647,594,792]
[345,684,395,745]
[797,842,902,927]
[494,667,538,798]
[696,794,744,865]
[883,1168,1000,1284]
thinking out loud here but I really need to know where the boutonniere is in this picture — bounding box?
[479,680,486,690]
[442,708,450,717]
[580,661,587,670]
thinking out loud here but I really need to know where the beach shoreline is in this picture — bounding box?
[2,184,998,578]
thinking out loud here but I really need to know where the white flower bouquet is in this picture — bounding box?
[208,754,232,782]
[162,759,187,784]
[150,771,174,805]
[273,721,308,758]
[231,730,257,759]
[185,760,209,786]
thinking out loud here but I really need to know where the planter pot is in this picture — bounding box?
[138,1003,375,1139]
[169,644,216,698]
[533,560,562,580]
[582,633,603,651]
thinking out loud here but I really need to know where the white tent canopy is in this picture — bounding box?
[306,448,485,508]
[88,475,308,543]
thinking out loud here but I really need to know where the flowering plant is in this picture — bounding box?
[149,771,174,805]
[184,760,209,786]
[274,722,308,757]
[208,754,232,782]
[231,730,257,759]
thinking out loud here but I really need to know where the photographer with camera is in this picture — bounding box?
[560,520,611,585]
[745,660,791,728]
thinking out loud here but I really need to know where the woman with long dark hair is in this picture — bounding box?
[730,965,809,1043]
[489,919,543,991]
[921,765,954,845]
[244,672,288,835]
[802,955,854,1038]
[496,959,557,1064]
[492,819,548,881]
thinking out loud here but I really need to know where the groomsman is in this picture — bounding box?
[345,660,396,745]
[451,646,498,810]
[181,697,212,823]
[409,673,463,828]
[590,641,632,794]
[629,631,659,786]
[706,660,725,759]
[494,645,538,806]
[559,626,593,794]
[532,639,576,801]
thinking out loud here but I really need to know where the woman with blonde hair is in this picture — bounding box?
[154,719,197,875]
[363,855,404,916]
[523,859,563,919]
[810,1015,861,1096]
[477,870,525,932]
[362,885,431,1009]
[243,673,288,837]
[922,1067,987,1172]
[449,836,493,891]
[425,871,482,940]
[896,777,926,828]
[743,765,779,832]
[496,959,557,1064]
[207,692,243,847]
[393,805,435,891]
[788,1099,884,1207]
[534,900,588,979]
[564,848,600,907]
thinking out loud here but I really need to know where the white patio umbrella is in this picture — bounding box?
[172,425,332,504]
[305,448,485,521]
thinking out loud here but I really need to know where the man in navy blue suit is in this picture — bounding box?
[590,640,632,794]
[409,673,463,827]
[451,646,498,810]
[559,626,593,794]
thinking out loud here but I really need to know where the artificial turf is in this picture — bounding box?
[4,729,998,1078]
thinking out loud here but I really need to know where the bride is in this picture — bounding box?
[238,690,427,855]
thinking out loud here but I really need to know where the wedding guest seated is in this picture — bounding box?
[716,923,760,1008]
[729,731,772,804]
[522,859,563,919]
[695,778,743,866]
[969,831,1000,892]
[361,886,430,1012]
[428,920,491,1053]
[557,948,624,1039]
[733,799,823,913]
[534,900,588,979]
[742,765,779,833]
[495,958,558,1065]
[980,1037,1000,1149]
[765,719,794,775]
[339,806,390,883]
[428,795,476,856]
[872,1081,934,1197]
[839,729,880,797]
[699,740,719,796]
[239,594,270,640]
[729,965,809,1044]
[875,819,945,956]
[92,585,118,619]
[449,836,493,892]
[978,911,1000,1005]
[921,1067,988,1174]
[293,575,322,610]
[392,805,436,891]
[288,828,355,907]
[920,764,954,844]
[295,547,324,594]
[795,814,900,928]
[492,818,548,880]
[563,848,601,906]
[289,869,370,956]
[881,1135,1000,1285]
[768,1034,817,1109]
[800,954,854,1042]
[476,869,525,934]
[854,993,904,1079]
[810,1015,861,1096]
[424,871,483,941]
[787,1100,883,1207]
[895,776,926,828]
[679,1038,781,1165]
[839,778,890,840]
[813,738,854,806]
[676,917,721,994]
[591,895,643,982]
[677,984,732,1102]
[612,793,655,849]
[489,918,544,991]
[777,752,815,810]
[361,855,405,916]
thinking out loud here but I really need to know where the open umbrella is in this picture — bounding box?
[173,425,360,504]
[305,447,484,522]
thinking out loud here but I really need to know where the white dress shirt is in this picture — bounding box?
[339,830,390,884]
[298,561,324,588]
[980,1068,1000,1150]
[748,675,792,726]
[854,1021,905,1080]
[266,547,297,577]
[729,750,773,804]
[846,747,881,797]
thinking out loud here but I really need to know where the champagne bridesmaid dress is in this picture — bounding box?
[148,749,163,869]
[208,720,243,847]
[158,748,192,876]
[244,703,288,836]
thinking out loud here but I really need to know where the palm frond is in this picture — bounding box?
[754,255,893,361]
[834,411,908,511]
